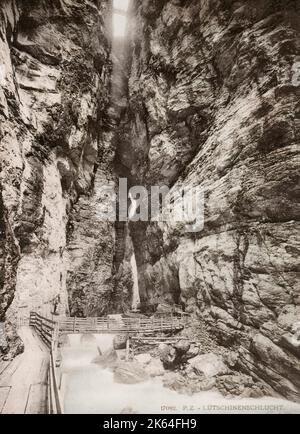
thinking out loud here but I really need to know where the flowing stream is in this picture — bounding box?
[59,334,300,414]
[130,253,140,310]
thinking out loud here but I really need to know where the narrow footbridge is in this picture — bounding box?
[1,312,188,414]
[30,311,188,345]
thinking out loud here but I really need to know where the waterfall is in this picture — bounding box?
[112,1,130,39]
[130,253,140,310]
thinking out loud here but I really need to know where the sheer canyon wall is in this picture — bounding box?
[117,0,300,400]
[0,0,299,401]
[0,0,114,353]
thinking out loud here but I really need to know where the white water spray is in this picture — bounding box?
[130,253,140,310]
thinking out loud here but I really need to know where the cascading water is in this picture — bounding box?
[130,253,140,311]
[58,333,116,409]
[58,334,299,414]
[129,193,141,311]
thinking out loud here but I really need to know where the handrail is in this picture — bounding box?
[29,310,189,414]
[30,313,63,414]
[28,311,188,415]
[30,312,188,335]
[48,341,64,414]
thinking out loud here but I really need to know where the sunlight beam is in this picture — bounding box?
[112,13,127,38]
[113,0,130,12]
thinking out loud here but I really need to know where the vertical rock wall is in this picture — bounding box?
[0,0,112,354]
[119,0,300,400]
[1,0,299,401]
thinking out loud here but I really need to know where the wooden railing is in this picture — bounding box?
[29,313,63,414]
[47,341,63,415]
[30,311,188,335]
[29,312,56,348]
[57,316,188,334]
[29,311,189,414]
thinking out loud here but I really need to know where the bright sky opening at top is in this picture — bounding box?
[113,0,130,12]
[112,0,130,38]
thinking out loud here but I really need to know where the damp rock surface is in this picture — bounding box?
[0,0,299,405]
[0,0,112,353]
[115,0,300,401]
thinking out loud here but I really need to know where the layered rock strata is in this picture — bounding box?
[0,0,112,353]
[116,0,300,400]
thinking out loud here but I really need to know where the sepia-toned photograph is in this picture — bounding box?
[0,0,299,418]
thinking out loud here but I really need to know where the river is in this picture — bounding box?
[58,334,300,414]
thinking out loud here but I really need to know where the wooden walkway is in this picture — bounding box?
[0,327,49,414]
[29,312,187,337]
[0,312,188,414]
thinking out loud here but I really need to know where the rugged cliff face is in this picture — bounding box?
[0,0,113,353]
[1,0,299,403]
[116,0,300,400]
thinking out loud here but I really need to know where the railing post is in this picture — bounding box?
[73,317,76,333]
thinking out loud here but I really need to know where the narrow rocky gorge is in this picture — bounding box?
[0,0,299,405]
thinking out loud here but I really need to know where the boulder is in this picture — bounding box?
[158,343,169,354]
[185,364,198,379]
[216,374,268,398]
[162,371,215,395]
[223,351,239,368]
[174,340,190,354]
[185,344,199,360]
[280,333,300,357]
[163,372,186,392]
[188,353,229,377]
[159,344,177,368]
[114,361,149,384]
[113,334,128,350]
[199,378,216,391]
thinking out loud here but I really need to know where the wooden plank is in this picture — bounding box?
[0,387,10,413]
[0,327,49,415]
[25,383,47,414]
[0,357,23,387]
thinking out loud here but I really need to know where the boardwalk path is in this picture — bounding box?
[0,327,49,414]
[0,313,188,414]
